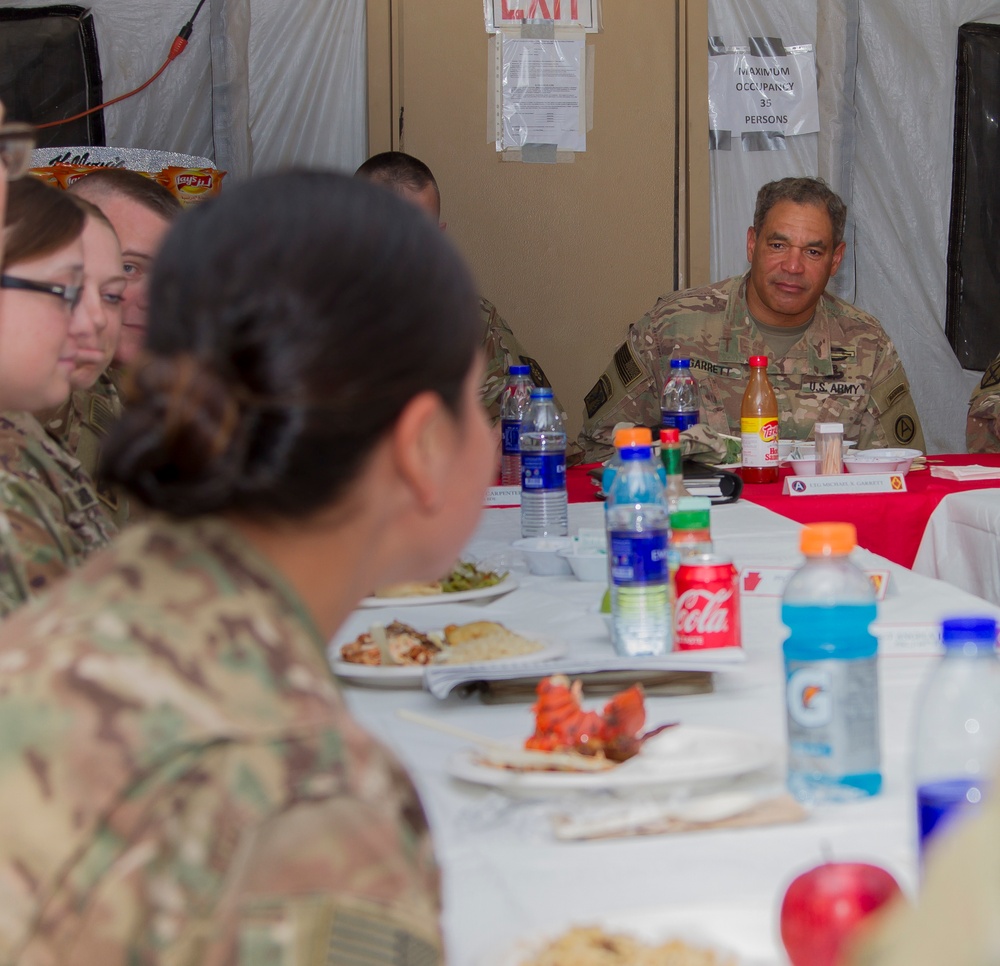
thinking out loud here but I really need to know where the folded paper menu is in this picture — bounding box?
[930,464,1000,481]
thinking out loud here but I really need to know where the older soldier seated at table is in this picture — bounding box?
[356,151,564,422]
[578,177,925,463]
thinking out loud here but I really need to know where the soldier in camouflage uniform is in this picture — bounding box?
[965,351,1000,452]
[579,177,924,462]
[0,517,440,964]
[478,295,564,421]
[356,152,563,421]
[0,173,495,963]
[43,369,129,528]
[0,180,120,616]
[0,410,117,614]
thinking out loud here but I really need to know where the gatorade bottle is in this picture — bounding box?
[740,355,779,484]
[782,522,881,802]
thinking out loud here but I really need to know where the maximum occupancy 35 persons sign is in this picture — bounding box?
[708,39,819,144]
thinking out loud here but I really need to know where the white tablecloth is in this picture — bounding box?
[913,490,1000,606]
[338,502,1000,965]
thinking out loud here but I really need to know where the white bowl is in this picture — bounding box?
[843,448,922,475]
[558,547,608,582]
[785,456,821,476]
[512,537,574,575]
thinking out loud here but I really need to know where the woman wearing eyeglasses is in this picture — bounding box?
[0,177,118,613]
[0,171,494,963]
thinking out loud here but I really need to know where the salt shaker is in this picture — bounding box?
[815,422,844,475]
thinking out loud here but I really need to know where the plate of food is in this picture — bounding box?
[448,674,777,792]
[488,903,778,965]
[330,619,565,687]
[359,561,517,607]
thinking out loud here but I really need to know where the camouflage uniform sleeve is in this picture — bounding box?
[843,783,1000,966]
[25,735,442,964]
[0,475,78,616]
[577,316,661,463]
[856,337,926,451]
[479,298,564,424]
[966,354,1000,453]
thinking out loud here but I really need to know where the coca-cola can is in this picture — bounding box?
[674,553,741,650]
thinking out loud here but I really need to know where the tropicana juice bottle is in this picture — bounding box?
[740,355,779,484]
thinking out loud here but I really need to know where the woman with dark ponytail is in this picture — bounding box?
[0,172,494,964]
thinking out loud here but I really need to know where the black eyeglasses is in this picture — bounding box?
[0,124,36,181]
[0,275,83,310]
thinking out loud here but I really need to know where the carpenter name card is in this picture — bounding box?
[484,485,522,507]
[782,474,907,496]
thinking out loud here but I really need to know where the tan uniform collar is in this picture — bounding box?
[717,272,836,376]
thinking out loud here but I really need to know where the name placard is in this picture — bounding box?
[484,485,521,507]
[782,473,907,496]
[740,566,891,600]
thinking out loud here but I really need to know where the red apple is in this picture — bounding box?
[779,862,902,966]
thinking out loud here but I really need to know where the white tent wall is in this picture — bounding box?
[6,0,367,178]
[709,0,1000,454]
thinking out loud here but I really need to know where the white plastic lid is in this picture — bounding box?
[815,422,844,434]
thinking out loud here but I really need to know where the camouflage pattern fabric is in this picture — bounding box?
[578,274,925,463]
[479,297,563,422]
[966,351,1000,452]
[0,517,442,965]
[0,410,118,616]
[42,370,130,528]
[845,774,1000,966]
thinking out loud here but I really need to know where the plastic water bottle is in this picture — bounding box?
[607,445,671,656]
[660,358,701,430]
[914,617,1000,860]
[500,365,534,486]
[520,387,568,537]
[782,522,881,802]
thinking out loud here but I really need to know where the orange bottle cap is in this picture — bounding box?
[613,426,653,447]
[800,522,857,555]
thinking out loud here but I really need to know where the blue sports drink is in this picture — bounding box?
[782,523,881,803]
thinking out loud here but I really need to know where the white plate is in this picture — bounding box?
[449,725,778,793]
[358,574,519,608]
[486,902,779,966]
[330,638,566,689]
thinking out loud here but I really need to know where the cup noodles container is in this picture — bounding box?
[674,553,741,650]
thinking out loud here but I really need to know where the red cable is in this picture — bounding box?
[35,34,190,130]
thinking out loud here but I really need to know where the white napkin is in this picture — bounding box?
[930,464,1000,481]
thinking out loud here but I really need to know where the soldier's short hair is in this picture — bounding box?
[4,177,85,269]
[69,168,181,223]
[753,177,847,247]
[355,151,441,213]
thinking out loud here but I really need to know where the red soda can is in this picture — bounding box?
[674,553,741,650]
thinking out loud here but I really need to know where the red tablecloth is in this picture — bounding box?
[565,456,1000,569]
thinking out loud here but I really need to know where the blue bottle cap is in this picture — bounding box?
[620,445,653,461]
[941,617,997,649]
[508,365,530,375]
[529,387,553,398]
[670,358,692,369]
